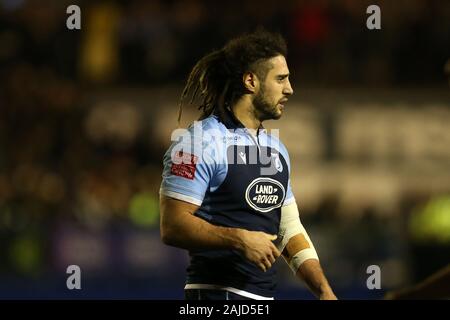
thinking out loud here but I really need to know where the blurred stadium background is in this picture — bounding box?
[0,0,449,299]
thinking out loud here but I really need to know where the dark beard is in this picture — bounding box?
[253,87,280,121]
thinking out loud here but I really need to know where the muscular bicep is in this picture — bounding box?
[159,194,241,251]
[160,194,199,217]
[160,194,200,241]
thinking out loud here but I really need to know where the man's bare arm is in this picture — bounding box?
[160,194,280,272]
[278,202,337,299]
[282,237,337,300]
[295,259,337,300]
[160,194,241,250]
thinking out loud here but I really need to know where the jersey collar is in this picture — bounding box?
[215,108,266,134]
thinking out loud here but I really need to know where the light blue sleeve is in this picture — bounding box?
[159,123,223,206]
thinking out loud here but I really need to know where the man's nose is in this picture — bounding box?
[284,80,294,96]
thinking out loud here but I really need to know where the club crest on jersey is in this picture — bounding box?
[245,177,286,213]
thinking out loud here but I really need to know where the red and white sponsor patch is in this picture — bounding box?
[171,151,198,180]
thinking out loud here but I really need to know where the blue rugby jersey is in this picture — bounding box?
[160,109,296,299]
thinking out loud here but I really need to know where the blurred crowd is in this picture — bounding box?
[0,0,449,297]
[1,0,449,86]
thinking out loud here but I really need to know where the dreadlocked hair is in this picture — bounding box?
[177,28,287,125]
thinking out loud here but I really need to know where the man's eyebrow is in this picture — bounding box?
[277,73,290,78]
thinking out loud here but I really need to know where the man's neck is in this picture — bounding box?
[231,97,262,131]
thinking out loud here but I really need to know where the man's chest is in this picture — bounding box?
[211,144,289,213]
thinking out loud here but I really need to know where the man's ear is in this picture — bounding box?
[243,72,259,93]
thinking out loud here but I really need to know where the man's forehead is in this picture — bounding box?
[267,55,289,75]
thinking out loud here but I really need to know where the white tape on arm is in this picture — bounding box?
[278,202,319,274]
[288,248,319,274]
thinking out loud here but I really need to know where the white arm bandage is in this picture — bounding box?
[277,201,319,274]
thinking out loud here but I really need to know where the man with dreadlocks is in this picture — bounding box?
[159,29,337,300]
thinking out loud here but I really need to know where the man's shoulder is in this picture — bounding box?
[174,116,228,152]
[186,115,226,135]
